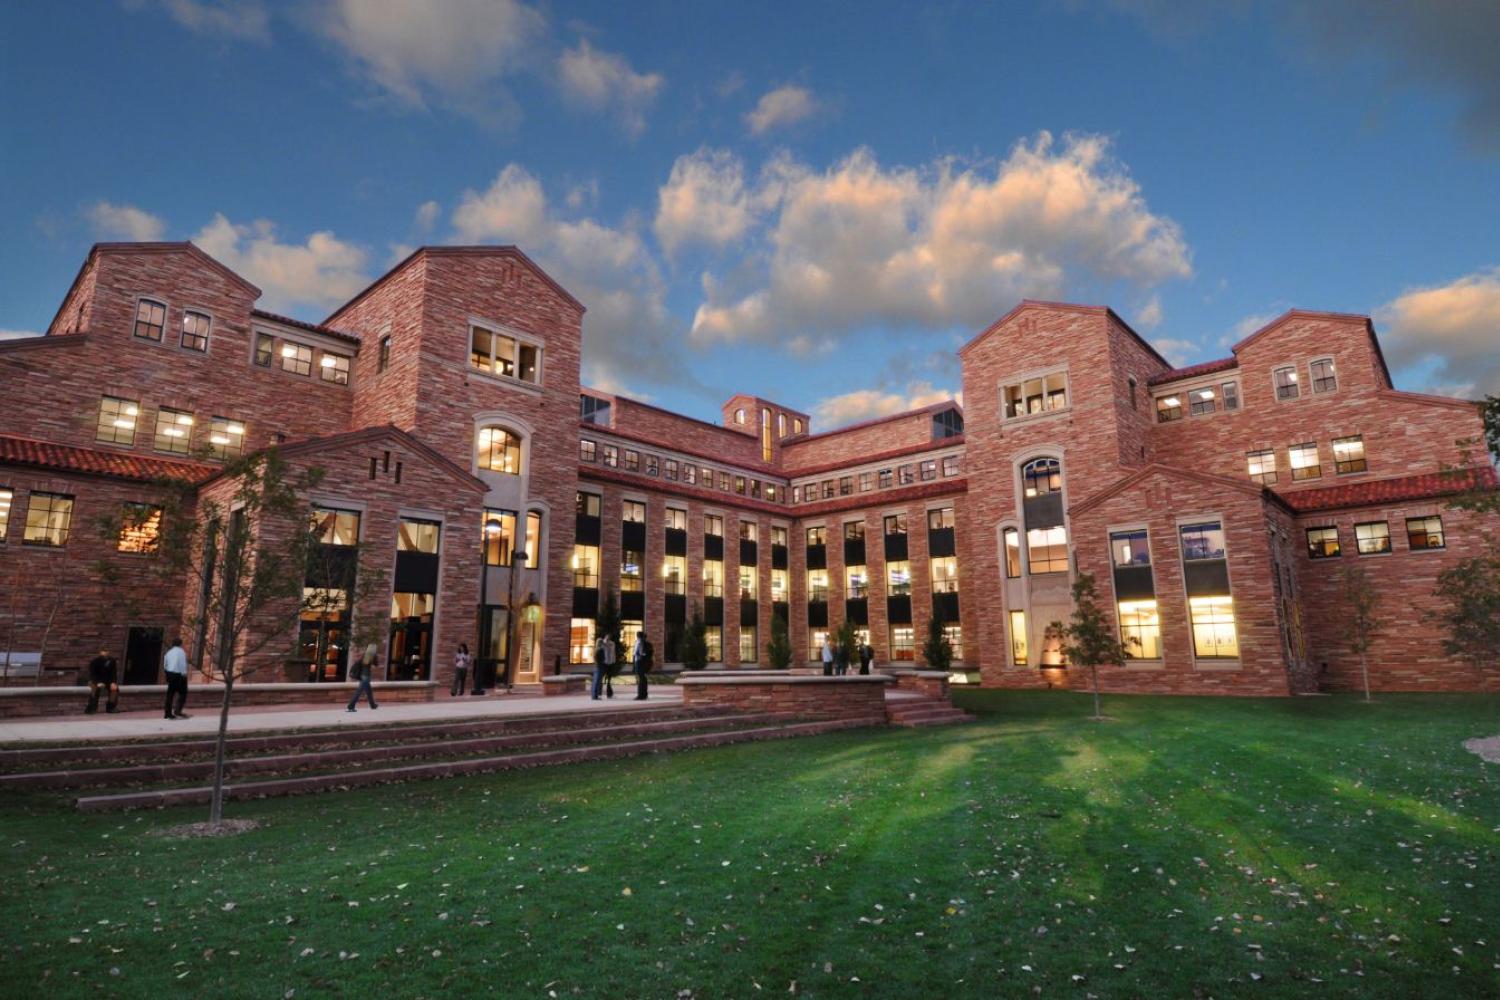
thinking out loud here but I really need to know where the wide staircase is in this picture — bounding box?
[0,704,886,812]
[884,691,975,727]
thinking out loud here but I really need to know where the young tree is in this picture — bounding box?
[1050,572,1132,720]
[595,588,622,654]
[681,604,709,671]
[1433,548,1500,675]
[834,618,858,672]
[921,613,953,673]
[1444,394,1500,515]
[766,611,792,670]
[1338,563,1382,702]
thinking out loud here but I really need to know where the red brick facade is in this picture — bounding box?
[1,245,1494,700]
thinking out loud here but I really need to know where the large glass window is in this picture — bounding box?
[1332,436,1366,475]
[478,426,522,475]
[320,352,351,385]
[0,488,11,541]
[1022,458,1061,497]
[133,298,165,341]
[705,626,722,662]
[1274,365,1300,400]
[1155,394,1183,422]
[883,514,906,536]
[739,564,758,600]
[470,325,541,384]
[931,556,959,593]
[116,503,161,553]
[771,568,789,602]
[887,560,912,595]
[580,395,611,425]
[96,396,139,446]
[1026,526,1068,574]
[622,550,644,591]
[280,341,313,376]
[664,507,686,531]
[208,417,245,460]
[1247,450,1277,485]
[1009,610,1028,666]
[1179,521,1226,561]
[1288,442,1321,481]
[1306,526,1341,559]
[703,559,724,598]
[153,407,194,454]
[740,520,758,541]
[808,568,829,602]
[180,310,210,352]
[1111,529,1151,566]
[23,492,73,546]
[398,518,440,553]
[740,627,758,664]
[806,526,826,547]
[482,509,518,565]
[845,565,867,599]
[1117,599,1161,658]
[1311,357,1337,393]
[572,544,600,587]
[705,514,723,537]
[889,625,915,661]
[623,500,647,523]
[525,511,541,568]
[1406,516,1445,551]
[1354,521,1391,555]
[1003,371,1068,418]
[1188,595,1239,659]
[310,507,360,545]
[927,508,955,530]
[1003,527,1021,578]
[577,492,601,517]
[1188,387,1217,416]
[663,554,686,594]
[809,629,828,663]
[569,618,596,664]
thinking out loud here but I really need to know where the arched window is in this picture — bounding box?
[478,425,522,475]
[1022,458,1061,498]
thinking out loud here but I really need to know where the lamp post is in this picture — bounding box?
[504,547,527,693]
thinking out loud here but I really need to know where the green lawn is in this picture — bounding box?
[3,692,1498,998]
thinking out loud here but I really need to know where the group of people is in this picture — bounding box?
[82,638,191,720]
[592,631,654,700]
[821,637,875,676]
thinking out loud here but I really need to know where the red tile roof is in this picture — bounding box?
[0,434,216,484]
[1146,356,1238,387]
[251,310,362,345]
[1284,466,1498,513]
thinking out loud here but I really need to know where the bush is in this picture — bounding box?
[767,612,792,669]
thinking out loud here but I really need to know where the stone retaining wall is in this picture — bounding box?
[677,674,890,721]
[0,682,437,719]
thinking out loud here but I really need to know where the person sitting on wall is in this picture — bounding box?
[84,648,119,715]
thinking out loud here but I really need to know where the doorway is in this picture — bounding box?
[123,626,164,685]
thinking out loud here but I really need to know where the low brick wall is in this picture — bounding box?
[887,669,951,700]
[541,675,590,696]
[677,674,891,721]
[0,681,437,719]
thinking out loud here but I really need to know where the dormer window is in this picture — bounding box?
[133,299,166,341]
[470,324,541,385]
[1003,371,1068,419]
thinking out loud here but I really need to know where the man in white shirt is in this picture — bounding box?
[162,637,190,720]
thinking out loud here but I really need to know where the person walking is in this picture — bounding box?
[451,643,472,697]
[162,637,190,720]
[591,633,617,700]
[859,640,874,676]
[347,643,379,713]
[821,637,835,676]
[632,631,653,701]
[85,648,119,715]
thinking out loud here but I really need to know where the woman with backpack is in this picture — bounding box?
[347,643,379,713]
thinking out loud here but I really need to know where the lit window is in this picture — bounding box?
[703,559,724,597]
[1306,526,1341,559]
[1247,450,1277,485]
[771,526,788,547]
[734,408,745,425]
[1332,436,1366,475]
[793,419,803,434]
[740,521,758,541]
[1003,527,1021,578]
[320,352,351,385]
[1222,382,1240,410]
[927,508,955,530]
[720,472,731,491]
[887,560,912,595]
[1009,610,1028,666]
[153,407,194,455]
[1026,526,1068,574]
[1289,442,1321,481]
[623,500,647,523]
[739,564,758,600]
[310,508,360,545]
[1117,599,1161,658]
[623,449,639,472]
[664,459,678,481]
[525,511,541,568]
[621,550,644,592]
[208,417,245,460]
[254,333,275,367]
[116,503,161,553]
[889,625,915,661]
[0,488,11,542]
[845,564,868,598]
[1274,365,1299,400]
[898,465,915,485]
[646,454,659,477]
[809,629,828,662]
[1406,516,1444,551]
[1354,521,1390,555]
[1179,521,1226,561]
[663,554,686,594]
[1188,595,1239,658]
[764,484,775,501]
[180,310,210,352]
[1111,529,1151,566]
[705,514,723,537]
[771,568,789,602]
[1022,458,1061,497]
[664,507,686,531]
[378,335,391,372]
[580,439,596,462]
[1311,357,1337,393]
[1188,387,1217,416]
[397,518,440,553]
[602,445,618,468]
[738,476,749,495]
[571,544,600,588]
[839,476,853,496]
[806,526,826,547]
[1003,371,1068,418]
[96,396,139,446]
[133,299,166,341]
[280,341,313,376]
[570,618,596,664]
[807,568,829,602]
[482,509,518,565]
[884,513,906,536]
[740,627,758,663]
[470,325,541,384]
[477,426,523,475]
[919,460,937,481]
[878,469,893,489]
[942,455,961,476]
[682,465,696,485]
[778,413,787,437]
[930,556,959,593]
[1155,395,1183,422]
[24,492,74,546]
[576,492,601,518]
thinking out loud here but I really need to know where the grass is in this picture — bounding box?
[3,691,1498,998]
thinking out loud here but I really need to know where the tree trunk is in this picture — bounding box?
[1091,664,1102,720]
[209,670,233,827]
[1360,651,1371,703]
[207,528,244,829]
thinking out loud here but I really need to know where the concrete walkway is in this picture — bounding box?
[0,686,683,745]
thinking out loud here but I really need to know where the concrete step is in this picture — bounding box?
[74,716,889,812]
[884,698,974,727]
[0,704,722,771]
[2,712,785,790]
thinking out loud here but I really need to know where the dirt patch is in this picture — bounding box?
[1463,736,1500,763]
[153,818,263,839]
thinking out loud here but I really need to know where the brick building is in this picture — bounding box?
[0,243,1494,697]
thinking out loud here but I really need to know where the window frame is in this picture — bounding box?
[1001,366,1071,422]
[280,340,314,377]
[1288,441,1322,482]
[1310,356,1338,394]
[152,406,195,455]
[319,351,351,385]
[468,320,544,388]
[1272,364,1301,402]
[96,395,140,446]
[1332,435,1367,475]
[1246,449,1278,486]
[1305,526,1341,559]
[132,297,167,342]
[179,309,211,353]
[253,331,275,367]
[1405,515,1445,552]
[23,491,75,547]
[208,416,246,461]
[477,425,524,476]
[1353,520,1391,556]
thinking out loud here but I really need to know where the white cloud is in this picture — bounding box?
[84,200,166,241]
[655,148,754,256]
[160,0,270,42]
[192,214,371,312]
[450,166,694,389]
[1217,309,1281,349]
[1135,292,1164,329]
[413,200,441,234]
[556,39,664,136]
[811,381,958,430]
[316,0,547,125]
[1377,266,1500,397]
[1149,337,1197,367]
[0,329,42,341]
[690,132,1191,347]
[582,372,654,403]
[745,84,821,135]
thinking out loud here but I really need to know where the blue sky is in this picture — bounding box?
[2,1,1497,427]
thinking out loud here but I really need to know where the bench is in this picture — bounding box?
[540,674,590,696]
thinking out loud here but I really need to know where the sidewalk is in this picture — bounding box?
[0,685,683,745]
